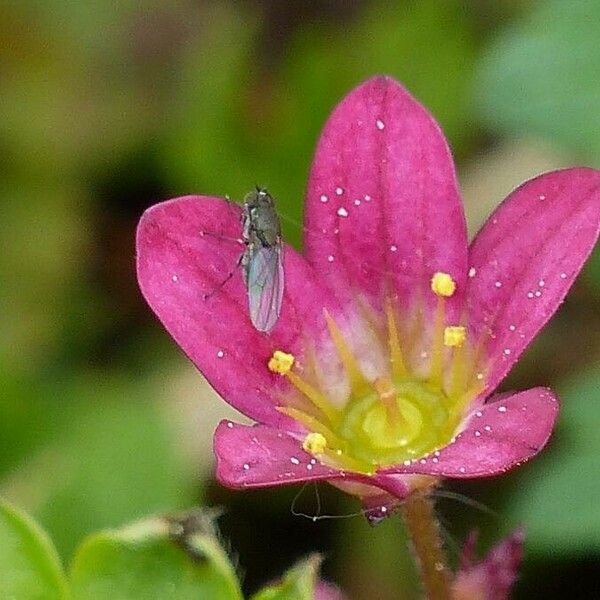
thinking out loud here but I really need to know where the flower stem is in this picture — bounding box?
[401,494,451,600]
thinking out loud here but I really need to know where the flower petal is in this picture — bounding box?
[136,196,340,427]
[214,420,345,488]
[467,167,600,394]
[214,421,412,501]
[315,581,347,600]
[380,387,558,478]
[453,528,524,600]
[305,76,467,317]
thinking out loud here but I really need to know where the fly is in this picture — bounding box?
[204,187,284,333]
[241,187,284,332]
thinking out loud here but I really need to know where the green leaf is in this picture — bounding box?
[250,555,321,600]
[506,370,600,554]
[3,374,196,559]
[70,509,243,600]
[0,497,68,600]
[474,0,600,163]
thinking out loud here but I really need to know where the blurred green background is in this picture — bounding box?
[1,1,599,598]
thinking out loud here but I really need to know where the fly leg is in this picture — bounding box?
[203,252,244,300]
[199,230,244,245]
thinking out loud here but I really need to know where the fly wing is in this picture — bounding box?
[246,244,284,333]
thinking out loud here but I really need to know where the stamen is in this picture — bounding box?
[277,406,346,448]
[285,370,340,424]
[386,302,407,377]
[323,310,369,393]
[303,432,327,454]
[268,350,295,374]
[444,326,466,348]
[431,272,456,297]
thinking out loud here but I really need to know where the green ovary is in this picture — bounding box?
[336,379,459,468]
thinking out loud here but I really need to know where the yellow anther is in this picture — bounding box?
[431,272,456,297]
[303,432,327,454]
[444,326,466,347]
[268,350,295,375]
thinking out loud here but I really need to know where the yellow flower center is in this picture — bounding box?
[269,273,485,474]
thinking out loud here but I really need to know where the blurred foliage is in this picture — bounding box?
[0,498,68,599]
[250,554,322,600]
[70,509,243,600]
[475,0,600,164]
[1,1,600,599]
[506,370,600,554]
[0,500,331,600]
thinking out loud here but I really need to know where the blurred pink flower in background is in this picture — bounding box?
[137,76,600,522]
[452,528,524,600]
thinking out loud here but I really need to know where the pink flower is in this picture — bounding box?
[452,528,524,600]
[136,76,600,522]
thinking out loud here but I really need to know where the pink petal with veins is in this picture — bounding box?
[137,195,340,428]
[214,420,343,488]
[467,168,600,395]
[214,421,412,502]
[380,388,558,478]
[305,76,467,320]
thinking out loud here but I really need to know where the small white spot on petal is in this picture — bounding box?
[354,199,361,206]
[306,464,313,471]
[310,458,317,465]
[476,373,484,380]
[459,466,466,474]
[539,194,546,200]
[364,194,371,202]
[509,324,516,331]
[476,411,483,417]
[217,350,224,358]
[327,255,334,262]
[243,463,250,470]
[227,421,234,428]
[403,460,411,466]
[390,244,398,252]
[337,207,349,218]
[498,405,507,413]
[171,274,178,282]
[320,194,328,203]
[376,119,385,130]
[381,506,387,513]
[468,267,477,278]
[538,280,545,287]
[527,292,534,299]
[419,458,427,464]
[504,348,511,356]
[495,281,502,288]
[290,457,300,465]
[335,187,344,196]
[484,425,492,432]
[432,457,439,464]
[474,430,481,437]
[560,272,567,279]
[434,451,440,457]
